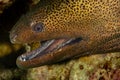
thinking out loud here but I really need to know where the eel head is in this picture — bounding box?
[9,13,84,69]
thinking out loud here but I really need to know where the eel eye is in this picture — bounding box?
[33,22,44,32]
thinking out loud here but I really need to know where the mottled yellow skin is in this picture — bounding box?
[10,0,120,68]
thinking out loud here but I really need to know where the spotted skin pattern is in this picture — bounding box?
[10,0,120,68]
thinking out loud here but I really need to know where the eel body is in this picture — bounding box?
[10,0,120,69]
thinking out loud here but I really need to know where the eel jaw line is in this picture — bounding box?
[17,38,82,67]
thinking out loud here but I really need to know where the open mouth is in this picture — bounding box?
[19,38,82,62]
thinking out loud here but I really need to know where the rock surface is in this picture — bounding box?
[27,52,120,80]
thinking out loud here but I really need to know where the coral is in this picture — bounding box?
[26,52,120,80]
[0,0,15,14]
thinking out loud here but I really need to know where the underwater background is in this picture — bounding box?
[0,0,120,80]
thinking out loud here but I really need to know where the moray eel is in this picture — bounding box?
[10,0,120,69]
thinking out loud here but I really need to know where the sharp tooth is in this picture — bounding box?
[65,38,75,44]
[60,39,75,47]
[55,39,75,50]
[27,39,55,60]
[20,55,27,61]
